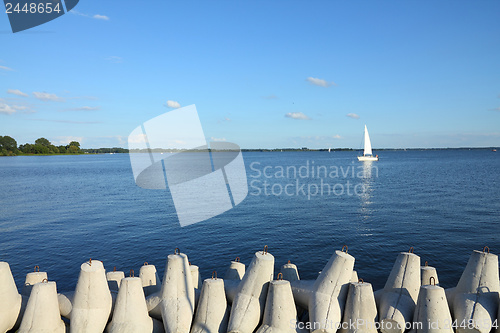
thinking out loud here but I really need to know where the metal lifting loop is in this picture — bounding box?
[174,248,180,254]
[342,245,348,253]
[288,260,291,264]
[42,278,48,283]
[277,272,283,280]
[189,261,191,266]
[483,246,490,254]
[130,269,134,277]
[212,271,217,280]
[263,245,268,255]
[113,266,116,272]
[89,258,92,266]
[425,261,428,267]
[409,247,414,254]
[235,257,240,262]
[34,265,39,272]
[358,278,364,283]
[144,262,148,266]
[430,276,436,286]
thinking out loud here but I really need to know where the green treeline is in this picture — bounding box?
[0,135,130,156]
[0,135,83,156]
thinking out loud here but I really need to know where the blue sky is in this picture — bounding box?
[1,0,499,149]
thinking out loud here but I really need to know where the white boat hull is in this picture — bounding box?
[357,155,378,161]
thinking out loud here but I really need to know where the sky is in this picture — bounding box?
[1,0,500,149]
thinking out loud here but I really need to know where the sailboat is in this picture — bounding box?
[357,125,378,161]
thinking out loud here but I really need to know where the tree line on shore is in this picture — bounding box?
[0,135,128,156]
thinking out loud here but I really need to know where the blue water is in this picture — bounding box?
[0,150,499,292]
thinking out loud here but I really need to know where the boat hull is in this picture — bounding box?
[357,156,378,161]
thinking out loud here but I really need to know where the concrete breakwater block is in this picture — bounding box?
[106,277,154,333]
[308,246,355,333]
[190,264,202,290]
[106,269,125,292]
[21,266,48,296]
[227,246,275,333]
[339,281,378,333]
[191,274,229,333]
[421,262,439,286]
[224,257,245,281]
[256,277,301,333]
[18,280,66,333]
[70,259,112,333]
[0,261,22,333]
[160,249,195,333]
[378,249,421,333]
[409,281,453,333]
[452,248,500,333]
[140,262,162,297]
[281,261,300,282]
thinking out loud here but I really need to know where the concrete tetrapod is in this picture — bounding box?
[281,261,300,282]
[224,258,245,281]
[452,248,500,333]
[140,262,162,297]
[191,264,202,289]
[160,250,195,333]
[0,261,22,333]
[339,281,378,333]
[378,249,421,333]
[191,274,229,333]
[106,270,125,292]
[70,259,112,333]
[409,281,453,333]
[107,277,153,333]
[308,247,355,333]
[21,266,48,296]
[227,246,275,333]
[18,281,66,333]
[256,277,301,333]
[421,263,439,286]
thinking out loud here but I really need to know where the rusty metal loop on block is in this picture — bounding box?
[89,258,92,266]
[113,266,116,272]
[287,260,291,264]
[262,245,268,255]
[174,248,180,254]
[235,257,240,262]
[430,276,436,286]
[144,262,148,266]
[483,246,490,254]
[212,270,217,280]
[277,272,283,280]
[42,278,48,283]
[130,269,134,277]
[34,265,39,272]
[358,278,364,283]
[342,245,348,253]
[409,247,414,254]
[425,261,428,267]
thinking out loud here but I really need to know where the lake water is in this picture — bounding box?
[0,150,499,292]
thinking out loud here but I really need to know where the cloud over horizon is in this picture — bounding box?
[33,92,65,102]
[0,103,16,114]
[346,113,360,119]
[7,89,28,97]
[285,112,311,120]
[166,100,181,108]
[306,77,336,87]
[0,65,13,71]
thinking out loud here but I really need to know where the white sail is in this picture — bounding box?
[363,125,373,156]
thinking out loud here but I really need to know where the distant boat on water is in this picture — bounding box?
[493,149,497,152]
[357,125,378,161]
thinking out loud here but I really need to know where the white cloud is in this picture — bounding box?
[63,106,100,111]
[332,134,342,139]
[0,103,16,114]
[263,94,278,99]
[285,112,311,120]
[210,137,227,142]
[491,107,500,112]
[166,100,181,108]
[7,89,28,97]
[306,77,336,87]
[0,65,13,71]
[346,113,360,119]
[12,105,28,111]
[33,92,65,102]
[106,56,122,63]
[52,136,84,145]
[93,14,109,20]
